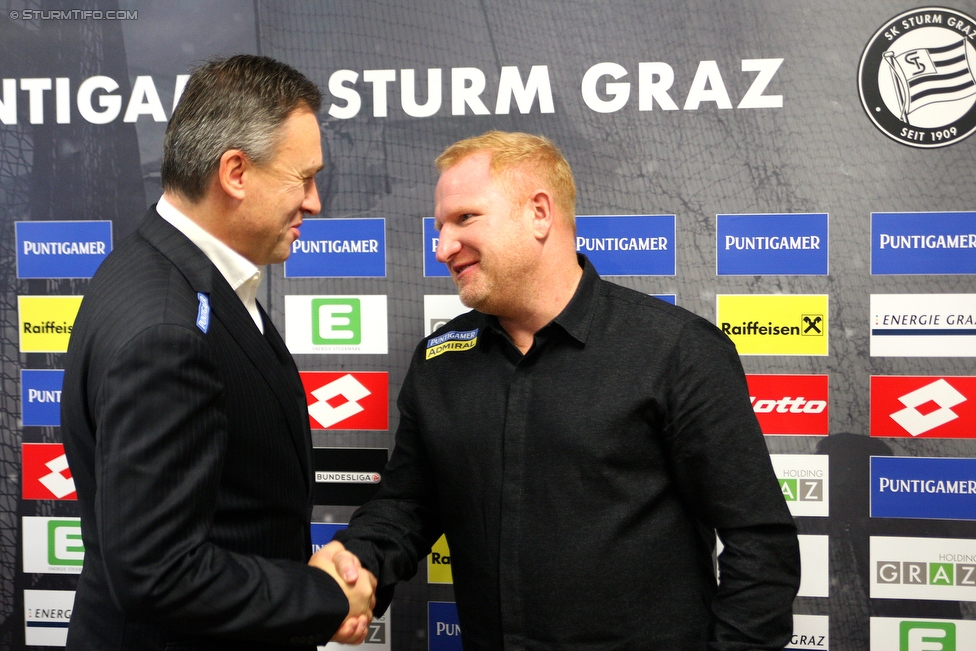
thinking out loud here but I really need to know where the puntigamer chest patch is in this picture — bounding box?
[425,328,478,360]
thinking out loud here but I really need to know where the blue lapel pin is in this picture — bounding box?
[196,292,211,333]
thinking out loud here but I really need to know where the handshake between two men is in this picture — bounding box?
[310,541,376,644]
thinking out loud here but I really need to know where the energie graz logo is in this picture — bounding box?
[859,7,976,148]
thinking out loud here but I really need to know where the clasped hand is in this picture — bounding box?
[309,541,378,644]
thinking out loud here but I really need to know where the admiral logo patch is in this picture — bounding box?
[426,329,478,360]
[858,7,976,148]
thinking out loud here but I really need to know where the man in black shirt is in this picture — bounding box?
[331,131,800,649]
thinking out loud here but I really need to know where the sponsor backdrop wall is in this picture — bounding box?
[2,1,975,649]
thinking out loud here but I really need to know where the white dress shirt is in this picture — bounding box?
[155,195,265,334]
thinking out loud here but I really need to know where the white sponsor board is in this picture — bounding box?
[423,294,468,337]
[320,609,390,650]
[24,589,74,647]
[871,294,976,357]
[285,295,388,354]
[771,454,829,517]
[798,535,829,598]
[871,616,976,651]
[871,536,976,601]
[22,517,83,574]
[788,614,829,650]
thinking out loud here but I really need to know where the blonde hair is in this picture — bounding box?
[436,131,576,226]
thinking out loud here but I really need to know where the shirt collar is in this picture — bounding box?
[155,194,262,294]
[483,254,597,346]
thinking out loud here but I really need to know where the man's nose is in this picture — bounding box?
[435,225,461,263]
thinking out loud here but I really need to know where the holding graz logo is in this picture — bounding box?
[859,7,976,147]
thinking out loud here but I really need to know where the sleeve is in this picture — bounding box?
[333,351,444,615]
[660,318,801,651]
[92,324,348,645]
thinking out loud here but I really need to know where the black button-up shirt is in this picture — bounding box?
[338,257,799,650]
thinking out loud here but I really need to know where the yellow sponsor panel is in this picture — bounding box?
[716,294,828,356]
[427,534,453,584]
[18,296,83,353]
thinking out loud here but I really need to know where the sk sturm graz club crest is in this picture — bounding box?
[859,7,976,148]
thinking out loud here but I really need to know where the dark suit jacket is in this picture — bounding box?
[61,207,347,651]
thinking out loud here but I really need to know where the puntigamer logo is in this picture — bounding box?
[284,295,388,354]
[859,7,976,148]
[716,295,828,355]
[871,536,976,601]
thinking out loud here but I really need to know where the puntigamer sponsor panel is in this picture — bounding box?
[871,536,976,601]
[872,212,976,275]
[15,220,111,279]
[24,589,74,647]
[771,454,829,517]
[17,296,83,353]
[747,374,829,435]
[716,294,828,355]
[284,295,388,354]
[871,617,976,651]
[716,213,828,276]
[284,218,386,278]
[871,376,976,438]
[428,602,461,651]
[871,457,976,521]
[787,615,829,650]
[574,215,675,276]
[423,218,450,278]
[20,369,64,427]
[871,294,976,357]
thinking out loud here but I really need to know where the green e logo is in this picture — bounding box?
[900,621,955,651]
[312,298,361,345]
[48,519,83,566]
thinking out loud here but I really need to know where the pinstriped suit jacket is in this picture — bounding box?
[61,207,347,651]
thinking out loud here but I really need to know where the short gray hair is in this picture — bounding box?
[161,54,322,202]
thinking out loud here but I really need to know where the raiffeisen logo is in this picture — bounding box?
[716,295,829,355]
[18,296,83,353]
[871,617,976,651]
[871,376,976,438]
[747,374,829,436]
[428,535,453,585]
[871,536,976,601]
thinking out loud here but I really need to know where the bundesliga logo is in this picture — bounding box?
[858,7,976,148]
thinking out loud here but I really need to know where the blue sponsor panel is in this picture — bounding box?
[16,221,112,279]
[428,602,462,651]
[284,218,386,277]
[716,213,828,276]
[21,370,64,427]
[576,215,675,276]
[872,211,976,275]
[651,294,676,305]
[424,218,450,277]
[871,456,976,521]
[310,523,347,553]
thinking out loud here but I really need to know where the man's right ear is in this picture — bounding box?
[217,149,248,201]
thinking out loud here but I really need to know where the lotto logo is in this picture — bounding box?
[747,375,829,435]
[22,443,76,500]
[871,377,976,439]
[300,372,388,430]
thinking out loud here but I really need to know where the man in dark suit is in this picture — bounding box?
[61,55,375,650]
